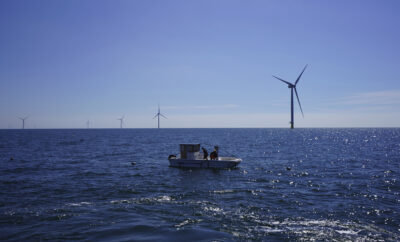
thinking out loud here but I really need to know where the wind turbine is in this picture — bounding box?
[117,116,125,128]
[273,65,307,129]
[153,105,167,128]
[86,119,90,129]
[18,116,29,129]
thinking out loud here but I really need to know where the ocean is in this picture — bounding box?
[0,128,399,241]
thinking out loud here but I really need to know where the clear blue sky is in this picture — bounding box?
[1,0,399,128]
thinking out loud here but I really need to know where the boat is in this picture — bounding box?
[168,144,242,168]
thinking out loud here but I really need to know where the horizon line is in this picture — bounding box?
[1,127,400,130]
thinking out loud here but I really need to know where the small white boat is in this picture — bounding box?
[168,144,242,169]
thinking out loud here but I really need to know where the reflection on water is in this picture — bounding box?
[0,128,399,240]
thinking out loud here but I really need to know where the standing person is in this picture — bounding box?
[202,147,208,160]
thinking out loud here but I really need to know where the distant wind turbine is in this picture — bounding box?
[86,120,90,129]
[273,65,307,129]
[117,116,125,128]
[18,116,29,129]
[153,105,167,129]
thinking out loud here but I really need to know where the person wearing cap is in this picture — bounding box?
[210,146,219,160]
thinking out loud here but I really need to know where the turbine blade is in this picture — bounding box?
[272,75,293,86]
[295,64,308,85]
[294,87,304,117]
[160,114,167,119]
[153,114,158,119]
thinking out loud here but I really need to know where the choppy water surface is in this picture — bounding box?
[0,128,399,241]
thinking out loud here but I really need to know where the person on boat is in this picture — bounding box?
[210,146,219,160]
[202,147,208,160]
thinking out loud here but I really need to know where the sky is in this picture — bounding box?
[1,0,400,128]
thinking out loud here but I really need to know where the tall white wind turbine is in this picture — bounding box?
[153,105,167,129]
[272,65,307,129]
[18,116,29,129]
[117,116,125,128]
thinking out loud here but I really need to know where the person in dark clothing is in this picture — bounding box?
[202,147,208,160]
[210,146,219,160]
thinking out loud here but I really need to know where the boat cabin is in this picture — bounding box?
[179,144,200,159]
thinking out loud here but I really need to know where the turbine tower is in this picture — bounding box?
[273,65,307,129]
[153,105,167,129]
[18,116,29,129]
[117,116,125,128]
[86,120,90,129]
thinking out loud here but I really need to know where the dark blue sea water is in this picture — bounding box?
[0,128,399,241]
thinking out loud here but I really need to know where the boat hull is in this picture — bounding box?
[168,157,241,169]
